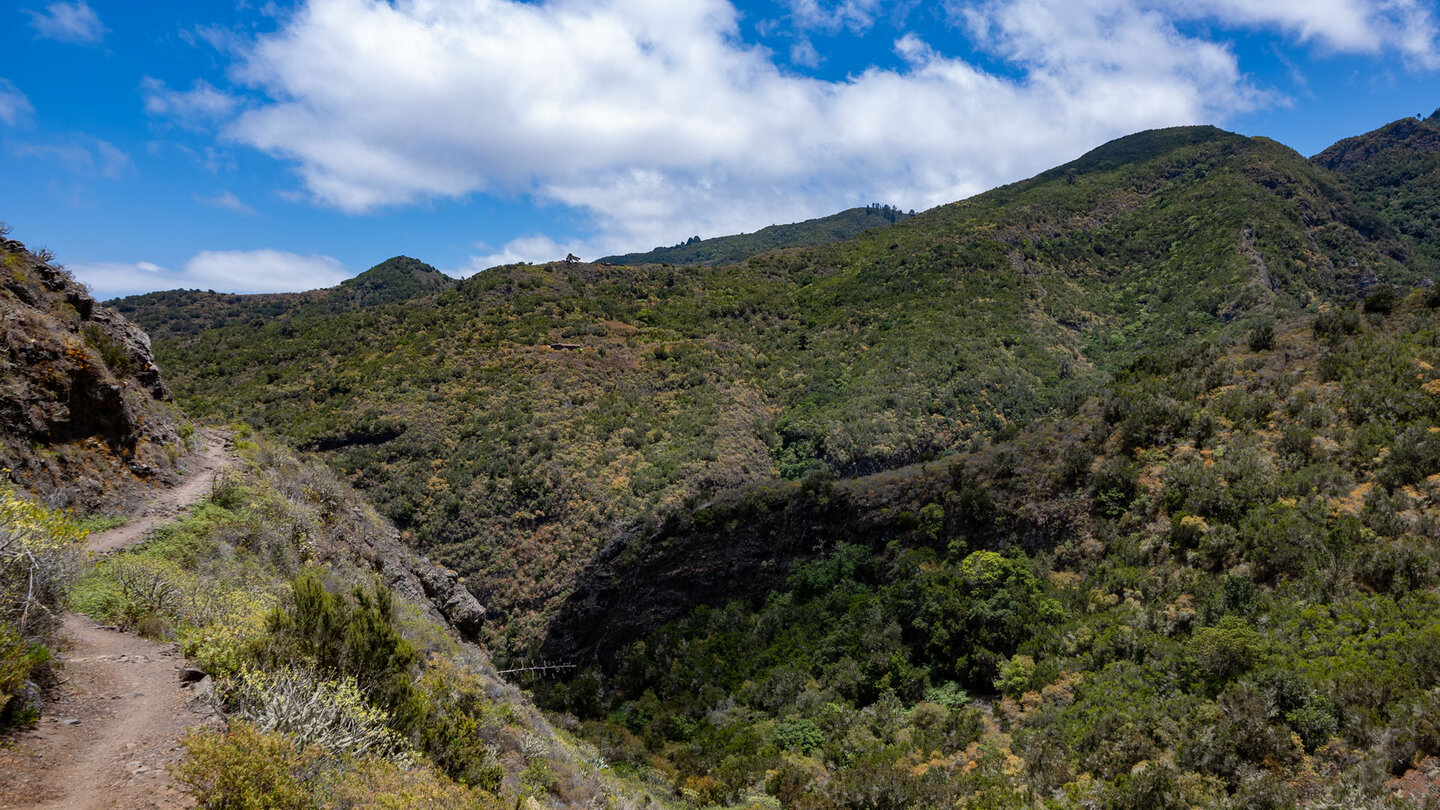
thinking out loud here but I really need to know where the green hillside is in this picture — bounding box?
[122,126,1416,659]
[66,116,1440,807]
[540,292,1440,807]
[598,205,913,266]
[109,256,453,341]
[1315,110,1440,268]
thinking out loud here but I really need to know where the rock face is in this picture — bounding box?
[305,497,488,641]
[0,236,182,512]
[351,527,487,639]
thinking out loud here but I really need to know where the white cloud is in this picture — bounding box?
[24,1,104,45]
[68,261,172,299]
[194,190,256,214]
[785,0,886,33]
[1167,0,1440,66]
[177,0,1438,265]
[13,137,129,178]
[71,250,349,297]
[183,250,349,292]
[790,38,822,67]
[0,79,34,127]
[458,234,594,275]
[142,78,238,129]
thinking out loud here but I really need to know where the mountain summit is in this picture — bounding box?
[322,256,456,309]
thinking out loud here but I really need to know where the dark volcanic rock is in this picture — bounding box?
[0,236,182,511]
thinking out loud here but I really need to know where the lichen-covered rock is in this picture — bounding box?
[0,235,183,512]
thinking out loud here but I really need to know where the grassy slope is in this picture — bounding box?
[127,126,1415,656]
[598,205,913,266]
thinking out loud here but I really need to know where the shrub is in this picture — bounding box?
[0,482,84,730]
[409,660,506,789]
[769,716,824,754]
[1362,285,1399,315]
[1093,457,1139,518]
[993,653,1036,698]
[1248,322,1275,352]
[322,757,502,809]
[1190,617,1263,686]
[0,623,47,725]
[176,722,320,810]
[228,666,411,765]
[0,481,87,640]
[261,572,418,719]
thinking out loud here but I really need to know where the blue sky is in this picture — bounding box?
[3,0,1439,297]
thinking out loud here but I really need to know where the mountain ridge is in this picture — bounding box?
[597,205,914,266]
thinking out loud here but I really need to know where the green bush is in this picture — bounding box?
[176,722,320,810]
[769,716,824,754]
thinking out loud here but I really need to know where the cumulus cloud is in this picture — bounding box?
[68,261,172,299]
[24,1,104,45]
[71,250,349,298]
[183,250,349,292]
[175,0,1438,266]
[785,0,887,33]
[1170,0,1440,66]
[956,0,1440,69]
[0,79,34,127]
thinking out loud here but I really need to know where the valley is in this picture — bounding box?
[3,111,1440,808]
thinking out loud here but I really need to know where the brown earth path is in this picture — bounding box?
[0,432,234,809]
[88,433,233,555]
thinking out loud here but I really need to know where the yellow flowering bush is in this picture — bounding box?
[0,478,88,638]
[0,478,87,726]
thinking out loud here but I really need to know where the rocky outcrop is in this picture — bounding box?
[0,236,183,512]
[305,496,487,641]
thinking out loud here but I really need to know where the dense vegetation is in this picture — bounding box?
[122,126,1419,659]
[599,205,914,266]
[539,291,1440,807]
[1316,110,1440,269]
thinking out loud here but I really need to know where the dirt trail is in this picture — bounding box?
[0,433,233,809]
[0,616,210,809]
[89,432,233,555]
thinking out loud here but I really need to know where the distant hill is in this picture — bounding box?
[1314,111,1440,268]
[309,255,456,313]
[111,256,454,341]
[598,204,913,265]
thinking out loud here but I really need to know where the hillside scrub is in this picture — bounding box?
[71,438,653,808]
[536,297,1440,807]
[120,126,1421,658]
